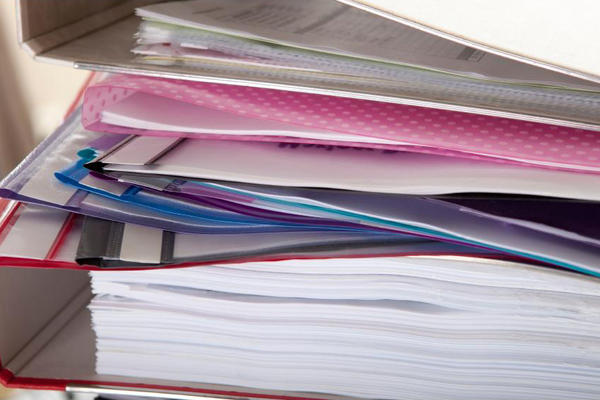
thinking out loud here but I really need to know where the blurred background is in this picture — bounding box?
[0,387,96,400]
[0,1,88,399]
[0,0,89,177]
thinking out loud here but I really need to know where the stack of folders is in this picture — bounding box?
[2,1,600,399]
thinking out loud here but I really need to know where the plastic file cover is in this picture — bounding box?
[0,108,360,234]
[77,215,497,268]
[88,135,600,201]
[55,151,600,274]
[66,160,600,251]
[0,201,81,267]
[60,154,600,243]
[55,163,374,232]
[6,106,595,272]
[0,200,498,270]
[50,137,600,273]
[83,74,600,173]
[57,155,600,273]
[101,92,402,145]
[2,106,597,272]
[85,172,600,276]
[111,174,600,248]
[89,257,600,400]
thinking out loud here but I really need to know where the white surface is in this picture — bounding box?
[91,257,600,305]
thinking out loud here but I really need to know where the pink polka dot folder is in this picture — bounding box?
[83,74,600,174]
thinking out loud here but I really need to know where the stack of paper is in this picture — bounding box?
[89,258,600,400]
[2,1,600,399]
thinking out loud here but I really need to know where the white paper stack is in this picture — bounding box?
[90,257,600,400]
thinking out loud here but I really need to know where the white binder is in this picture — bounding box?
[16,0,600,130]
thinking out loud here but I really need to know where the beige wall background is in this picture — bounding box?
[0,0,89,175]
[0,3,107,397]
[0,3,99,397]
[0,4,89,392]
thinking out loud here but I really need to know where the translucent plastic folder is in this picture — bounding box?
[0,109,359,234]
[2,106,598,274]
[88,134,600,200]
[77,215,493,268]
[83,75,600,173]
[58,155,600,274]
[0,200,492,270]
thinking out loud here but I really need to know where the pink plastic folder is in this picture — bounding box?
[83,74,600,173]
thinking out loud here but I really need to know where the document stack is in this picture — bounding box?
[2,1,600,400]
